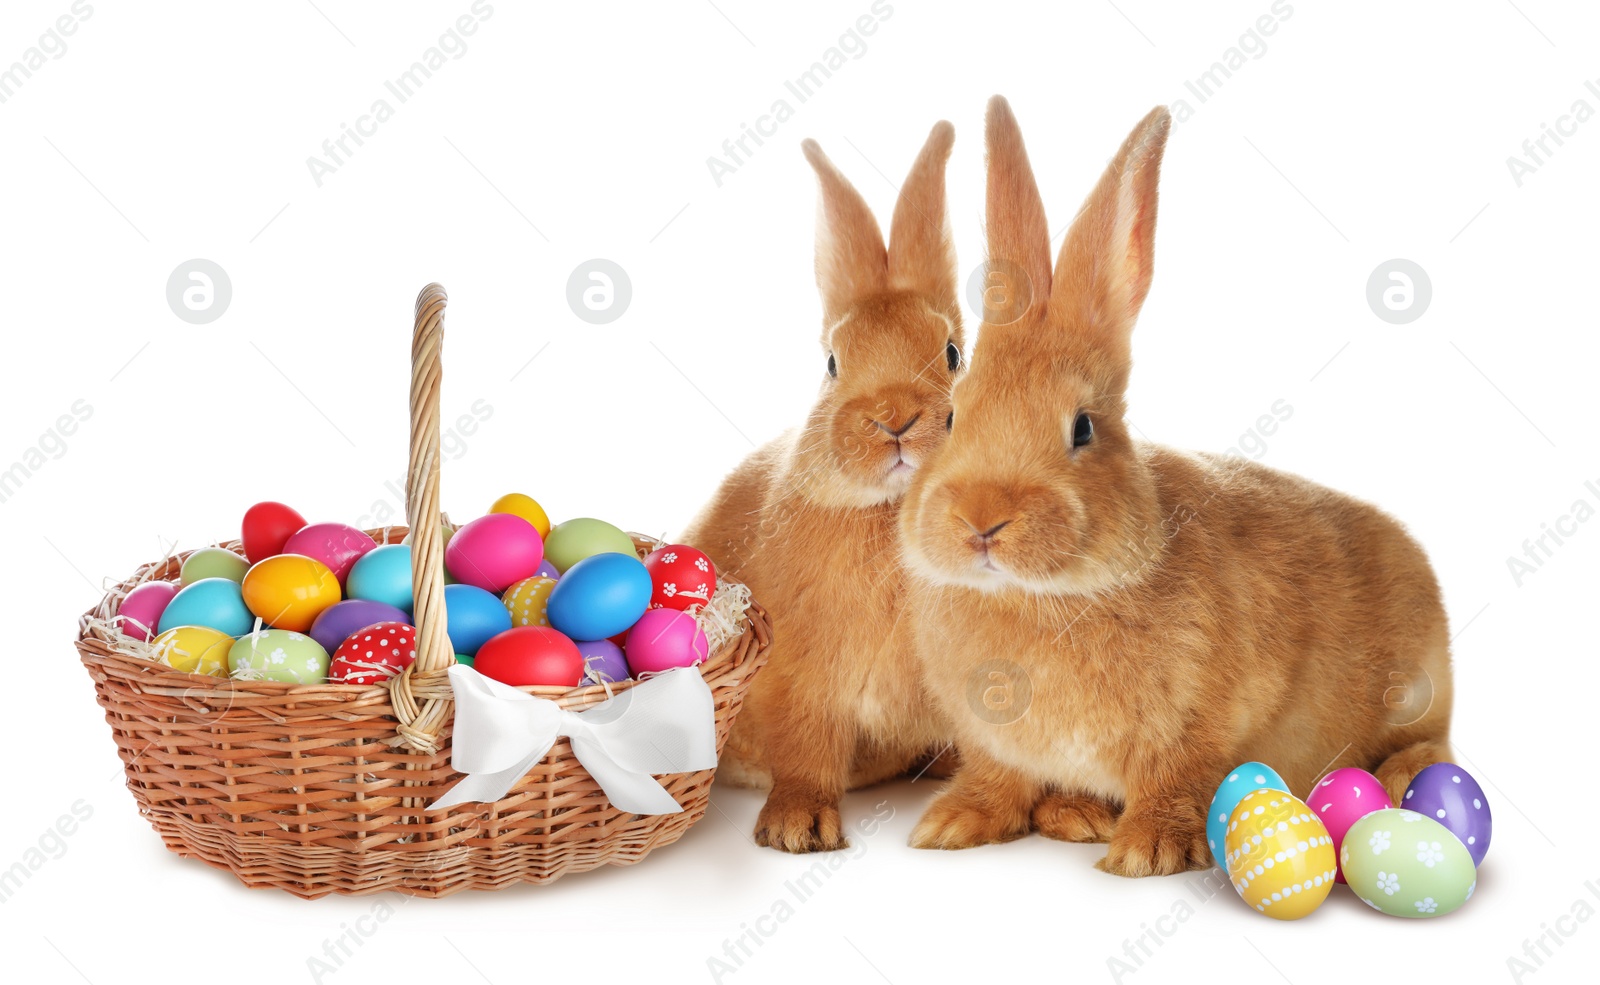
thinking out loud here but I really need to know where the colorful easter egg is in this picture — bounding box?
[329,621,417,685]
[625,608,710,675]
[401,523,456,549]
[149,625,234,677]
[309,598,411,654]
[283,522,377,585]
[577,638,629,685]
[158,577,255,637]
[1207,762,1289,872]
[347,544,415,612]
[536,560,560,580]
[1311,767,1393,883]
[1224,788,1338,920]
[543,517,635,574]
[503,575,558,628]
[1403,763,1492,866]
[443,583,514,656]
[118,580,179,641]
[490,492,552,538]
[241,554,342,632]
[227,629,331,684]
[446,513,544,594]
[1341,808,1477,918]
[455,653,475,668]
[643,544,716,611]
[181,547,249,585]
[241,501,307,563]
[473,626,583,687]
[546,552,652,642]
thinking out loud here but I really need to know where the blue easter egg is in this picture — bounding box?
[444,583,512,656]
[1207,761,1289,872]
[545,552,652,642]
[347,544,414,613]
[157,577,254,636]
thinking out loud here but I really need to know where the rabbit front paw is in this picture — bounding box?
[754,790,848,853]
[1096,798,1210,876]
[909,791,1030,850]
[1032,792,1120,844]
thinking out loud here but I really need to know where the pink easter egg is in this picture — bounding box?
[1312,766,1394,883]
[624,608,709,675]
[446,513,545,595]
[119,580,180,641]
[283,522,378,585]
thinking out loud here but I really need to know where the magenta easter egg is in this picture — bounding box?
[283,523,377,585]
[446,513,545,594]
[1312,767,1393,883]
[625,608,709,675]
[119,580,179,641]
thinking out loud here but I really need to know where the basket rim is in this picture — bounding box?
[77,526,770,712]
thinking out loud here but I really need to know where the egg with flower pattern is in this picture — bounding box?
[1340,808,1476,918]
[227,629,330,684]
[1224,788,1337,920]
[642,544,717,611]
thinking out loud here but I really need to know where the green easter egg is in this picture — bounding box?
[1340,808,1477,918]
[543,517,636,573]
[182,547,250,585]
[228,629,331,684]
[455,653,474,667]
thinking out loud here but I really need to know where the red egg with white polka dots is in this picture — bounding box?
[642,545,716,611]
[329,621,417,685]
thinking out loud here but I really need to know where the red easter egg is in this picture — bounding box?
[329,621,417,685]
[473,627,583,687]
[642,544,717,611]
[243,501,308,564]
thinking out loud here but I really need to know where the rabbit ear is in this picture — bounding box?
[983,96,1051,325]
[886,121,958,316]
[802,138,888,325]
[1050,106,1171,377]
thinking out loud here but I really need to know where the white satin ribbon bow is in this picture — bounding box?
[430,664,718,814]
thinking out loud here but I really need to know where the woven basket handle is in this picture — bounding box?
[390,283,454,754]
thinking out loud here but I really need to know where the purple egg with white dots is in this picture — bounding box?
[1403,762,1491,866]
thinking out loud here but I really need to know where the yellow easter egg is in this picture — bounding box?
[490,493,551,539]
[150,625,234,677]
[1225,788,1337,920]
[502,575,558,628]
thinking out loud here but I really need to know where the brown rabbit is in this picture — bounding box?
[896,97,1453,876]
[680,122,964,852]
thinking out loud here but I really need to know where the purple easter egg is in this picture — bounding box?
[119,580,180,641]
[310,599,412,655]
[1404,762,1492,866]
[536,560,560,580]
[577,638,630,685]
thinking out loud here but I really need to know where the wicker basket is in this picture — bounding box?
[74,283,771,898]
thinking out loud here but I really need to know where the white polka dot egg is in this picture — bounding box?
[1224,788,1337,920]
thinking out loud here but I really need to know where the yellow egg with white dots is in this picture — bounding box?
[502,576,558,628]
[1224,788,1338,920]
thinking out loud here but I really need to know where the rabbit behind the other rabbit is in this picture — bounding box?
[681,122,964,852]
[897,97,1452,876]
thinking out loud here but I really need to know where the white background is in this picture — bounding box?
[3,1,1597,982]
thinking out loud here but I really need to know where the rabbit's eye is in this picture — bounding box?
[1072,413,1094,448]
[945,341,961,371]
[945,412,954,431]
[827,353,837,378]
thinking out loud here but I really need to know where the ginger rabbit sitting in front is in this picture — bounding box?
[897,97,1453,875]
[680,122,964,852]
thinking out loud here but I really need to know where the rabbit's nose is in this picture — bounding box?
[958,517,1012,543]
[873,413,920,438]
